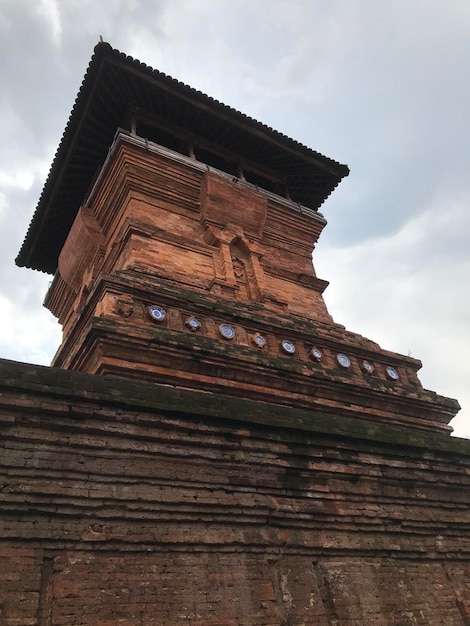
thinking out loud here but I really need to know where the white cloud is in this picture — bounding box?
[0,290,61,366]
[0,171,34,191]
[35,0,62,46]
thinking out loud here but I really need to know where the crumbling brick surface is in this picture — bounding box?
[44,146,459,434]
[1,359,469,625]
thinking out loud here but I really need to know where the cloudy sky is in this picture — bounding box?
[1,0,469,437]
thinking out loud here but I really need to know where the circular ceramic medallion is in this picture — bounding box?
[252,333,266,349]
[148,305,167,322]
[219,323,235,340]
[386,365,399,381]
[336,353,351,368]
[311,347,323,361]
[362,360,374,374]
[185,316,201,331]
[281,340,296,354]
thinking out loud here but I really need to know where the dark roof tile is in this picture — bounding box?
[17,42,349,274]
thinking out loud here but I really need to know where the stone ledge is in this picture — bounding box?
[1,358,469,455]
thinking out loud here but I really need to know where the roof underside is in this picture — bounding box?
[16,42,349,274]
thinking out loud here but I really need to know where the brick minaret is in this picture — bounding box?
[17,42,459,433]
[6,43,469,625]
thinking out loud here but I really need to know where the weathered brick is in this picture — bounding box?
[7,41,469,626]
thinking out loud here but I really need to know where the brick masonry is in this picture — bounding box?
[1,359,469,625]
[10,52,467,623]
[43,134,459,435]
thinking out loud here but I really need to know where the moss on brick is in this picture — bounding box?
[1,358,469,457]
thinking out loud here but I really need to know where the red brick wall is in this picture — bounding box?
[1,359,469,625]
[43,136,459,434]
[47,139,331,339]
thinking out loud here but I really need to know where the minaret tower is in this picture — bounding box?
[17,42,459,433]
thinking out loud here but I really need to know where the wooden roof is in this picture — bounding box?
[16,42,349,274]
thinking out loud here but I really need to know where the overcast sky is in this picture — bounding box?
[1,0,469,437]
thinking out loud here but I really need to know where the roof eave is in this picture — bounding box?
[16,42,349,274]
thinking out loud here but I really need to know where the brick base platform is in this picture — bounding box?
[1,359,469,625]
